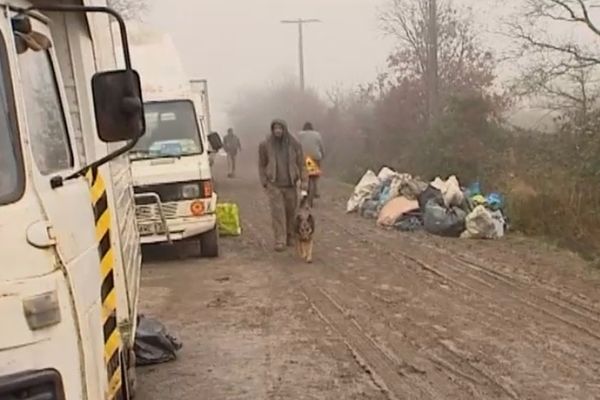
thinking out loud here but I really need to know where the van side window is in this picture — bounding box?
[0,32,24,204]
[18,50,73,175]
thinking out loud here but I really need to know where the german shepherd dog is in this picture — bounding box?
[295,195,315,263]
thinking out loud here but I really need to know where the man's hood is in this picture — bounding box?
[271,118,290,136]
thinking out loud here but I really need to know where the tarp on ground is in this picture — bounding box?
[377,196,420,227]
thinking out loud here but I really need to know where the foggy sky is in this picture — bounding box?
[148,0,394,129]
[146,0,600,130]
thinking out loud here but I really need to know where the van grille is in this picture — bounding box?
[136,202,181,220]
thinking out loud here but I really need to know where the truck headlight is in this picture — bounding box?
[181,183,201,199]
[23,291,61,330]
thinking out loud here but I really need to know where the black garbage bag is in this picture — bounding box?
[418,185,443,212]
[423,200,467,237]
[393,211,423,232]
[134,315,183,366]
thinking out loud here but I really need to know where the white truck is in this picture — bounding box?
[189,79,221,167]
[0,1,144,399]
[122,24,220,257]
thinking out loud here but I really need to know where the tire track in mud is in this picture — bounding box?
[301,286,431,400]
[327,181,600,312]
[242,215,409,399]
[230,177,600,398]
[317,210,600,393]
[320,207,600,347]
[238,187,518,399]
[329,189,600,326]
[321,285,520,400]
[307,226,525,399]
[313,208,600,391]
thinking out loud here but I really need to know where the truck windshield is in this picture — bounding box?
[130,100,204,160]
[0,32,24,205]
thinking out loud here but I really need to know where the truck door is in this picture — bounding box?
[11,15,106,399]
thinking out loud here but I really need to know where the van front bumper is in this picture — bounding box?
[139,214,217,244]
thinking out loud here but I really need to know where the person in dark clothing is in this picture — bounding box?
[223,128,242,178]
[258,119,308,252]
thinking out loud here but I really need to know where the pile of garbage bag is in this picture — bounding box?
[346,167,507,239]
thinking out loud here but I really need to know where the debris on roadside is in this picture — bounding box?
[135,315,183,366]
[347,167,508,240]
[216,202,242,236]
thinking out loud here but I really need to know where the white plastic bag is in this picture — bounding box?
[347,170,380,213]
[377,166,397,181]
[461,205,505,239]
[430,175,464,207]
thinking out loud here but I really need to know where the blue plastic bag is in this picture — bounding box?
[486,193,504,211]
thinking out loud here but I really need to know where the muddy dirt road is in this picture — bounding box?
[137,164,600,400]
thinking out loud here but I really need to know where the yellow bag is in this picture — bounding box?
[216,203,241,236]
[305,156,321,177]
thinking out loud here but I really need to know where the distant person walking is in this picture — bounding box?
[259,119,307,251]
[297,122,325,198]
[223,128,242,178]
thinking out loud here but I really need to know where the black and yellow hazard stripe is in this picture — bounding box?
[86,166,124,400]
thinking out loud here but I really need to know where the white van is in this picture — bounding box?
[0,1,144,398]
[123,24,219,257]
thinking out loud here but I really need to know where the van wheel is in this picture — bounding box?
[200,226,219,258]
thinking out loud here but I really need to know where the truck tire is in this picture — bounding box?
[200,226,219,258]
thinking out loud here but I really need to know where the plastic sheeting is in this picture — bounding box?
[377,197,420,227]
[135,315,183,366]
[377,166,397,181]
[347,170,379,213]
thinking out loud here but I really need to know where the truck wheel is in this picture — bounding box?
[200,226,219,258]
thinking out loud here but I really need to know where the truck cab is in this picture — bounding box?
[130,94,219,256]
[0,1,144,399]
[124,24,219,257]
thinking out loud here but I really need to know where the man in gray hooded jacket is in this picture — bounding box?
[259,119,308,251]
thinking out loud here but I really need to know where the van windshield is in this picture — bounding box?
[0,33,23,205]
[130,100,204,161]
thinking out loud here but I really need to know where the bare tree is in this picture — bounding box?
[107,0,148,20]
[380,0,496,111]
[509,0,600,121]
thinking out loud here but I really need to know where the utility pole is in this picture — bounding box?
[426,0,439,127]
[281,18,321,91]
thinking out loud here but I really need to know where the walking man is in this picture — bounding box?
[297,122,325,198]
[259,119,307,252]
[223,128,242,178]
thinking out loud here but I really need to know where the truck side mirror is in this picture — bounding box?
[207,131,223,152]
[92,69,145,143]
